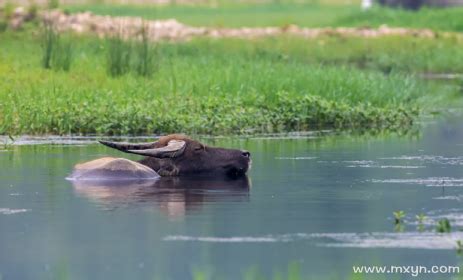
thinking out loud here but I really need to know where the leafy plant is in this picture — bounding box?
[416,213,427,224]
[457,240,463,255]
[393,210,405,225]
[436,218,451,233]
[416,213,427,232]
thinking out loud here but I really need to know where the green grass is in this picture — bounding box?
[40,23,73,71]
[337,6,463,32]
[0,30,459,136]
[65,3,463,31]
[65,3,357,28]
[184,35,463,74]
[106,35,132,77]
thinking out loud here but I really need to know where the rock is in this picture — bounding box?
[68,157,160,181]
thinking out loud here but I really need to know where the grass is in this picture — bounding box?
[337,6,463,32]
[41,22,55,69]
[180,35,463,74]
[41,23,73,71]
[133,22,158,77]
[65,3,463,31]
[106,34,132,77]
[0,29,460,135]
[105,24,158,77]
[65,3,358,28]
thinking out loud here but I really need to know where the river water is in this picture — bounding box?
[1,115,463,280]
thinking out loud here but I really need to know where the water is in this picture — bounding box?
[1,116,463,280]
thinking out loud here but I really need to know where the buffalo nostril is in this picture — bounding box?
[242,151,251,158]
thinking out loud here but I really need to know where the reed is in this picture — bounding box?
[106,32,132,77]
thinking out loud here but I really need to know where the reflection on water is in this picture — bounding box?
[162,231,463,249]
[1,115,463,280]
[72,177,250,217]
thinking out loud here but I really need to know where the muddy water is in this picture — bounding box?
[0,116,462,280]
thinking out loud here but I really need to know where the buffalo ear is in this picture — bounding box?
[127,140,186,158]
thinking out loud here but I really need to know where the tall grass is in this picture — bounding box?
[41,23,73,71]
[106,33,132,77]
[52,34,73,71]
[106,24,158,77]
[133,22,158,77]
[41,22,56,69]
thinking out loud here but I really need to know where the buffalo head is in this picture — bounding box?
[99,134,251,177]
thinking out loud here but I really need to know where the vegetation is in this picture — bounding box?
[106,24,158,77]
[65,3,463,31]
[133,23,158,77]
[0,0,462,136]
[179,35,463,74]
[457,240,463,254]
[7,30,458,135]
[416,213,427,224]
[416,213,427,232]
[393,210,405,224]
[41,23,73,71]
[106,34,132,77]
[436,218,452,233]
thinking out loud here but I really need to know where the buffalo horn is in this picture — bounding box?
[127,140,186,158]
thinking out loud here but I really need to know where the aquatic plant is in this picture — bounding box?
[40,23,73,71]
[192,270,209,280]
[133,22,158,77]
[106,32,132,77]
[2,134,14,149]
[416,213,427,224]
[52,34,73,71]
[41,21,56,69]
[416,213,427,232]
[436,218,451,233]
[393,210,405,225]
[457,240,463,255]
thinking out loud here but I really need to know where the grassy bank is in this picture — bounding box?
[66,3,463,31]
[185,35,463,74]
[0,30,459,135]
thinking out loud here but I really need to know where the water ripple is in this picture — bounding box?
[0,208,30,215]
[379,155,463,166]
[164,232,463,249]
[371,177,463,187]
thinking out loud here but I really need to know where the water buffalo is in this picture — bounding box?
[72,176,250,216]
[70,134,251,180]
